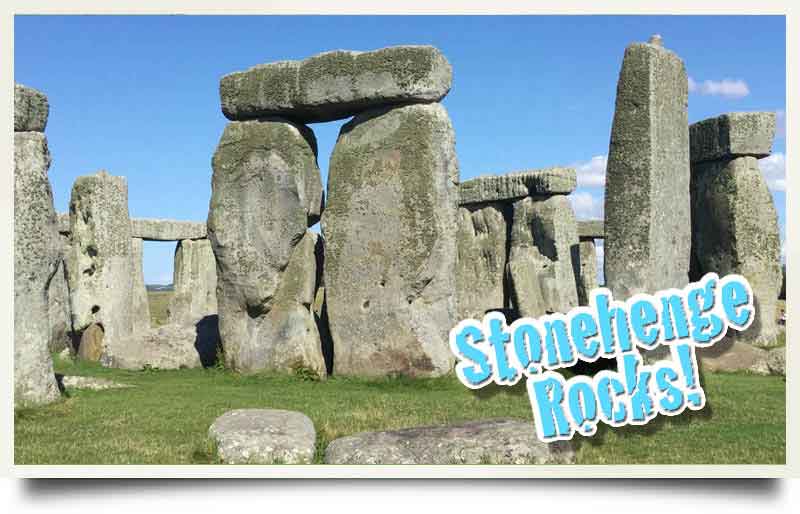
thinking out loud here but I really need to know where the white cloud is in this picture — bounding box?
[570,191,604,220]
[688,76,750,99]
[594,241,605,285]
[571,155,607,188]
[759,152,786,192]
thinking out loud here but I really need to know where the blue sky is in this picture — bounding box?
[14,15,786,284]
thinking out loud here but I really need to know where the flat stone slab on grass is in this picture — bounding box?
[458,167,576,205]
[220,45,452,123]
[209,409,316,464]
[324,418,575,465]
[60,375,132,390]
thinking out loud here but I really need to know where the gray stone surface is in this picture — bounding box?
[690,112,776,164]
[324,419,575,465]
[105,323,207,370]
[577,219,604,241]
[208,119,324,375]
[691,156,782,347]
[697,338,769,375]
[604,39,690,301]
[67,171,136,363]
[323,102,458,377]
[209,409,316,464]
[14,131,60,406]
[130,238,151,333]
[766,347,785,376]
[458,168,576,205]
[507,195,579,316]
[130,218,208,241]
[168,238,218,325]
[47,235,73,353]
[455,203,511,320]
[220,45,452,124]
[576,240,599,306]
[15,84,49,132]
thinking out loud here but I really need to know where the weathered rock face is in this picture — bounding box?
[14,131,61,406]
[604,39,690,301]
[508,194,579,316]
[130,238,151,333]
[576,239,599,305]
[690,112,776,163]
[67,171,135,362]
[690,113,781,348]
[208,119,325,375]
[458,168,576,204]
[168,238,218,325]
[15,84,49,132]
[455,203,511,319]
[691,156,782,346]
[220,45,452,124]
[209,409,317,464]
[77,323,105,362]
[324,419,575,464]
[130,218,208,241]
[697,338,770,375]
[47,235,73,353]
[107,323,208,370]
[323,102,458,377]
[766,347,785,376]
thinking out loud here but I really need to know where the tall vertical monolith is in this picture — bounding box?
[604,36,691,301]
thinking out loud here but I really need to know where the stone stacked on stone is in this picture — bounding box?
[15,84,49,132]
[67,171,136,364]
[208,118,325,376]
[220,45,452,124]
[604,36,691,302]
[690,112,780,348]
[14,84,61,406]
[456,168,579,320]
[323,102,458,377]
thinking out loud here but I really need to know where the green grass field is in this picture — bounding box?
[14,353,785,465]
[147,290,173,326]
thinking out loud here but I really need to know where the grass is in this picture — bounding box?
[13,353,785,465]
[147,290,173,326]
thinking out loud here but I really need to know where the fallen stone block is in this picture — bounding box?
[324,419,575,464]
[220,45,452,124]
[766,347,785,376]
[697,338,770,375]
[59,375,132,391]
[209,409,316,464]
[690,112,776,164]
[15,84,49,132]
[458,167,576,205]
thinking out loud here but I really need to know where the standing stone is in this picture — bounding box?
[208,119,325,376]
[324,102,458,377]
[14,130,61,406]
[455,202,511,320]
[690,112,780,347]
[507,191,580,317]
[168,238,218,325]
[67,171,135,363]
[604,37,690,301]
[576,239,599,306]
[47,234,73,353]
[130,238,151,333]
[15,84,49,132]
